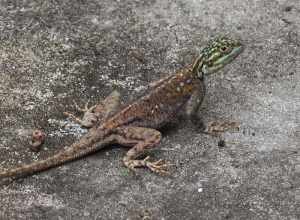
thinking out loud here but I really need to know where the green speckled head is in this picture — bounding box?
[199,36,243,76]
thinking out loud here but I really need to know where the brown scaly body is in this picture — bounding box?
[0,36,243,180]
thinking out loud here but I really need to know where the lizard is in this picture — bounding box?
[0,36,243,180]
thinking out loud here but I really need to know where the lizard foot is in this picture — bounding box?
[63,101,98,128]
[73,100,94,112]
[124,156,171,175]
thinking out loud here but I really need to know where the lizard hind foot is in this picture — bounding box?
[144,157,171,175]
[124,156,171,175]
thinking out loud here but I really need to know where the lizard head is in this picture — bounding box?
[196,36,243,77]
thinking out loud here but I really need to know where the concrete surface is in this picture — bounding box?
[0,0,299,219]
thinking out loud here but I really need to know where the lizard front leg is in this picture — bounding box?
[64,101,98,127]
[185,79,206,127]
[114,126,169,175]
[64,90,120,128]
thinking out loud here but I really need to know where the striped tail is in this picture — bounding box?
[0,131,112,179]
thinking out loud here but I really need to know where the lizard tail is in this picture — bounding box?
[0,152,69,179]
[0,131,112,180]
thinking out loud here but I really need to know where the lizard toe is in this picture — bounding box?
[145,160,171,175]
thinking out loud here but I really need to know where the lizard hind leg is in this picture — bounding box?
[115,126,170,175]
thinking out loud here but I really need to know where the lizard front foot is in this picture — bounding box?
[63,101,98,128]
[124,156,170,175]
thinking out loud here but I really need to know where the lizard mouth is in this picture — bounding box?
[214,45,243,66]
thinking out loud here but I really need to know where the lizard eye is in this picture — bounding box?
[220,46,229,53]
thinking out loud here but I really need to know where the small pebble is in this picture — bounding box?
[29,129,46,152]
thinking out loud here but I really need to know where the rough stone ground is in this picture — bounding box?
[0,0,299,219]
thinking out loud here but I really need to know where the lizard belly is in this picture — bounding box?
[131,94,190,129]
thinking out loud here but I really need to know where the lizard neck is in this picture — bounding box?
[191,54,205,80]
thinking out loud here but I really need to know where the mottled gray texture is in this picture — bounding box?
[0,0,299,219]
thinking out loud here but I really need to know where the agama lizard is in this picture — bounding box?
[0,36,243,180]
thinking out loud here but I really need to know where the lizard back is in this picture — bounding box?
[102,64,205,130]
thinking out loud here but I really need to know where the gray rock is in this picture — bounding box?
[0,0,299,219]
